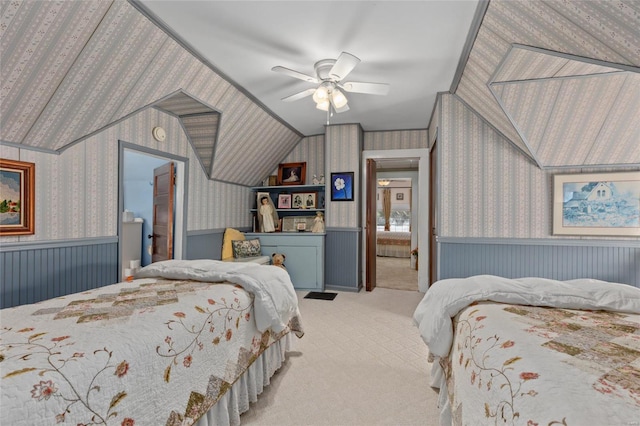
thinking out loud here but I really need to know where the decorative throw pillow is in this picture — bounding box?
[222,228,245,260]
[232,239,262,258]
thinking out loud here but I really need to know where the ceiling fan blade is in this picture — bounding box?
[271,66,318,83]
[329,52,360,81]
[341,81,390,95]
[281,88,316,102]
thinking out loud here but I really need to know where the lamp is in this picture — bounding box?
[330,88,348,108]
[316,99,330,111]
[313,82,349,112]
[313,83,330,104]
[378,179,391,186]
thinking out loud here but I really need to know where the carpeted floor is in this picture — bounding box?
[376,256,418,291]
[241,288,440,426]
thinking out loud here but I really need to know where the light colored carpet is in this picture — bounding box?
[241,288,440,426]
[376,256,418,291]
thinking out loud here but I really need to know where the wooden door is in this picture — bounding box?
[365,159,377,291]
[429,141,437,285]
[152,162,175,263]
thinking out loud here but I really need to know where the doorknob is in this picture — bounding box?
[147,234,154,239]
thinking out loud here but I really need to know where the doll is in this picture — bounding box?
[311,211,325,233]
[259,196,276,232]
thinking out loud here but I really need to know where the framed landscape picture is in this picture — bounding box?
[553,171,640,236]
[330,172,354,201]
[0,158,35,236]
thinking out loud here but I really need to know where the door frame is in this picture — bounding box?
[429,139,438,285]
[361,148,429,292]
[365,158,377,292]
[118,141,189,275]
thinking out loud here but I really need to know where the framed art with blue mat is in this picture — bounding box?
[304,291,337,301]
[330,172,354,201]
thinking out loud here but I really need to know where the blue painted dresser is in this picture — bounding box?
[244,232,325,291]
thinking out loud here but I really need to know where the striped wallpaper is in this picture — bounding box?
[326,124,362,228]
[455,0,640,168]
[0,108,252,243]
[363,130,428,151]
[0,112,434,245]
[439,93,640,241]
[273,134,325,183]
[0,0,301,187]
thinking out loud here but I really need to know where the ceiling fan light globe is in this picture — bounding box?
[331,89,348,108]
[313,85,329,103]
[316,100,330,111]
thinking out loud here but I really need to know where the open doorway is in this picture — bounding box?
[361,149,429,293]
[375,174,418,291]
[118,141,188,279]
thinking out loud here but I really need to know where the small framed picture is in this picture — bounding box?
[331,172,354,201]
[291,193,304,209]
[0,158,35,235]
[277,162,306,186]
[278,193,291,209]
[396,193,404,200]
[297,192,317,208]
[282,216,315,232]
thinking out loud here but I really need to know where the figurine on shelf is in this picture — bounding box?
[319,174,325,184]
[311,211,325,233]
[312,174,319,184]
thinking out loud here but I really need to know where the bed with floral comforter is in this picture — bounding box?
[1,260,303,426]
[413,275,640,426]
[376,231,411,258]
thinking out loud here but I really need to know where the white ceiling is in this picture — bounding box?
[137,0,480,136]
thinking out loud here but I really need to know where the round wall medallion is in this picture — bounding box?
[152,126,166,142]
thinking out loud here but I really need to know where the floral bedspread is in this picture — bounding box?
[444,302,640,425]
[1,261,303,425]
[413,275,640,426]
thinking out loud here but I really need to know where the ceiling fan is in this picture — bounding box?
[272,52,390,114]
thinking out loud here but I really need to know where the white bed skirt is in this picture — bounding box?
[195,332,293,426]
[376,244,411,258]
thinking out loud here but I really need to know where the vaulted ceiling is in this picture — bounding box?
[1,0,638,185]
[0,0,302,186]
[454,0,639,168]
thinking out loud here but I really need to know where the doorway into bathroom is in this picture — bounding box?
[118,141,188,275]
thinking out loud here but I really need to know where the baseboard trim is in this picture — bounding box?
[325,285,361,293]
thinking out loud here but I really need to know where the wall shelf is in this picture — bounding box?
[250,184,325,290]
[252,184,326,232]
